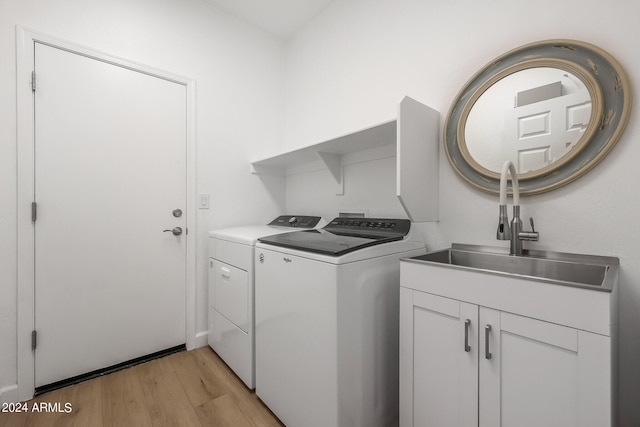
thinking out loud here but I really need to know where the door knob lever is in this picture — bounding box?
[163,227,183,236]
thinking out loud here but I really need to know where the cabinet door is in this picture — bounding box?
[479,309,611,427]
[400,288,478,427]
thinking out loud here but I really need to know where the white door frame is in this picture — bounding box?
[15,27,197,402]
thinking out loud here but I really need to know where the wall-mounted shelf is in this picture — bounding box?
[250,96,439,222]
[249,120,397,175]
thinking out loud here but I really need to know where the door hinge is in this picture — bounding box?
[31,202,37,222]
[31,71,36,92]
[31,330,37,351]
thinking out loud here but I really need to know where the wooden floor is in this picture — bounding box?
[0,347,283,427]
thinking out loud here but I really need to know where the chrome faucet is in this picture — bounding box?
[497,161,539,255]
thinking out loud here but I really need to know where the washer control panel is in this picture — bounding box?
[325,217,411,236]
[267,215,323,228]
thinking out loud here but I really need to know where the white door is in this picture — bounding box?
[504,90,591,173]
[399,289,478,427]
[34,42,187,387]
[479,309,611,427]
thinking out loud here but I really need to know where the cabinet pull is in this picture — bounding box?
[464,319,471,352]
[485,325,492,360]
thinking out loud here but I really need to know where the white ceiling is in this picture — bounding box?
[202,0,336,38]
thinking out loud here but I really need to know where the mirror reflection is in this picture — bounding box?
[465,68,592,174]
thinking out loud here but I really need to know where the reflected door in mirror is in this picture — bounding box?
[504,89,591,173]
[465,67,591,174]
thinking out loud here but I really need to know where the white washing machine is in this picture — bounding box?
[255,218,426,427]
[208,215,324,389]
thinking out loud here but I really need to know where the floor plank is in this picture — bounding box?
[0,347,281,427]
[170,349,228,407]
[0,408,27,427]
[196,348,284,427]
[140,368,203,427]
[136,353,176,382]
[52,378,103,427]
[101,367,152,427]
[194,394,254,427]
[2,377,105,427]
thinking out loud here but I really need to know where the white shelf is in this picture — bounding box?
[250,96,439,222]
[249,119,397,174]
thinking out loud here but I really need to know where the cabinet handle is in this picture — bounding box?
[464,319,471,352]
[220,267,231,279]
[485,325,492,360]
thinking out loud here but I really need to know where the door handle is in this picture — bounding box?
[163,227,183,236]
[464,319,471,352]
[485,325,492,360]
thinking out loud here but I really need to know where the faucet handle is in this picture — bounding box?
[497,205,511,240]
[519,217,539,242]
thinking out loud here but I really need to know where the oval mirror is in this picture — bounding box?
[444,39,631,195]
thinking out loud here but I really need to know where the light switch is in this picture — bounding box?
[199,193,210,209]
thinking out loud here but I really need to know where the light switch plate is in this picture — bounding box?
[198,193,209,209]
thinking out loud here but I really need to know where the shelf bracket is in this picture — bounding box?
[316,151,344,195]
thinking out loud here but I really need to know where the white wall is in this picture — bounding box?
[0,0,286,399]
[283,0,640,425]
[286,146,408,220]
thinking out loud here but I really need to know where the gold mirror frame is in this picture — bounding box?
[444,39,631,195]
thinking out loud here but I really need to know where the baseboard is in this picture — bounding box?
[195,330,209,348]
[0,384,19,404]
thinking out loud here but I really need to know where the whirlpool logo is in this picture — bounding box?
[258,253,292,264]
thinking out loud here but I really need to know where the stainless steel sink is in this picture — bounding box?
[407,243,618,292]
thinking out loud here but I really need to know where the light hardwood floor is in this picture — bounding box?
[0,347,283,427]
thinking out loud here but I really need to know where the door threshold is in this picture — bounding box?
[34,344,186,396]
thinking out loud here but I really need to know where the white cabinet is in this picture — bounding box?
[250,96,439,222]
[480,309,610,427]
[400,260,615,427]
[400,290,478,427]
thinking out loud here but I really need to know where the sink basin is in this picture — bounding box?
[407,243,618,291]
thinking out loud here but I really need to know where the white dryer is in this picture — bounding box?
[255,218,426,427]
[208,215,324,389]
